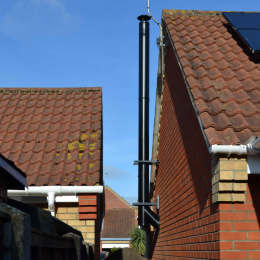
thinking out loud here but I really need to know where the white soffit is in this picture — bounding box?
[248,155,260,174]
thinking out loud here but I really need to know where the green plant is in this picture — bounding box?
[130,227,145,256]
[108,247,120,256]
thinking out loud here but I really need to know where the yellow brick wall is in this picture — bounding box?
[212,158,248,203]
[55,204,96,244]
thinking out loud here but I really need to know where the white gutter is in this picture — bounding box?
[8,186,103,195]
[210,145,248,155]
[8,185,104,216]
[210,144,260,175]
[210,138,260,155]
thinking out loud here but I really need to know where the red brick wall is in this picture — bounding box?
[151,43,219,259]
[219,175,260,260]
[78,194,98,220]
[78,193,103,260]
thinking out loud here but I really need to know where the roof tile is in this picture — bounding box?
[164,10,260,144]
[0,88,102,186]
[101,187,136,238]
[101,208,136,238]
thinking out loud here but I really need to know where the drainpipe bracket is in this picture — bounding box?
[133,160,160,166]
[132,195,160,210]
[132,202,157,207]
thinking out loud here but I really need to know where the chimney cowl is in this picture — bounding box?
[137,15,151,21]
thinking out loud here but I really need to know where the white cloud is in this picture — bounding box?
[104,165,138,198]
[104,165,129,179]
[0,0,80,39]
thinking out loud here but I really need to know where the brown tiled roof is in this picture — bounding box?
[101,208,136,238]
[163,10,260,145]
[105,186,134,210]
[0,88,102,186]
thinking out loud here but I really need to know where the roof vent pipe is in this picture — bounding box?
[138,15,151,260]
[137,14,151,228]
[135,15,160,228]
[134,14,160,259]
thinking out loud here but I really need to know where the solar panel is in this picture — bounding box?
[238,29,260,54]
[223,12,260,55]
[223,12,260,29]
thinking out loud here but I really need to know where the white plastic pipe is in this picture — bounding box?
[47,192,55,216]
[8,185,104,216]
[210,145,248,155]
[8,185,104,196]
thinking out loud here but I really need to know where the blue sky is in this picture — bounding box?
[0,0,259,202]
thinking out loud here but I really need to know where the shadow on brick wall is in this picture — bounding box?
[166,46,212,213]
[248,175,260,225]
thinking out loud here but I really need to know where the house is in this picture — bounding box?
[150,10,260,260]
[1,88,104,259]
[101,186,137,251]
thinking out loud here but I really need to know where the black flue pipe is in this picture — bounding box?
[138,14,151,228]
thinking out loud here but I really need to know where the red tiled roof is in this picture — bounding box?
[0,88,102,186]
[105,186,133,210]
[101,208,136,238]
[101,187,136,238]
[163,10,260,145]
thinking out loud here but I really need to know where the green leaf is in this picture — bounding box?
[130,227,145,256]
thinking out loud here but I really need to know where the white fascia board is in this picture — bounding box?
[9,195,78,203]
[55,195,78,203]
[102,244,130,249]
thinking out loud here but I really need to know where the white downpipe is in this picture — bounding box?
[210,145,248,155]
[48,192,55,216]
[8,185,104,216]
